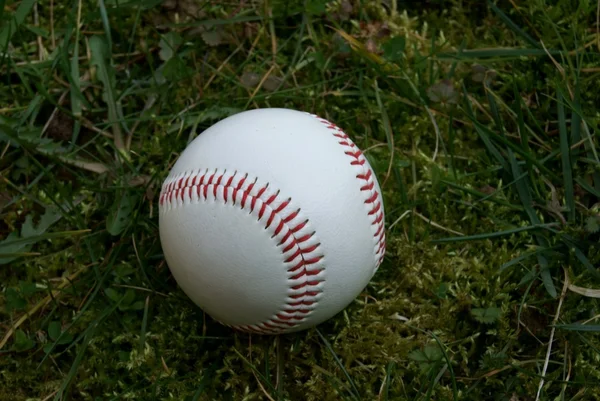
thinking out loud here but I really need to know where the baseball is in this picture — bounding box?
[158,108,386,334]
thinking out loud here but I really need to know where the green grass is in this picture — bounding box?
[1,0,600,399]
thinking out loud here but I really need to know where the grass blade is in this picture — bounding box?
[191,361,219,401]
[138,296,150,353]
[557,90,575,222]
[0,0,36,51]
[555,324,600,332]
[540,266,557,298]
[472,115,557,180]
[70,0,84,118]
[462,85,508,171]
[381,361,395,400]
[512,77,540,197]
[374,79,407,204]
[97,0,113,53]
[53,321,100,400]
[0,229,91,250]
[429,333,458,401]
[570,78,582,149]
[437,48,568,60]
[484,85,505,136]
[89,35,126,156]
[572,246,600,280]
[403,324,458,401]
[430,223,556,243]
[499,248,547,273]
[442,180,523,210]
[575,177,600,198]
[316,328,360,400]
[507,149,556,296]
[580,120,600,194]
[487,0,540,48]
[507,150,540,225]
[231,347,278,396]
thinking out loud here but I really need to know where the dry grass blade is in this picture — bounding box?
[374,80,395,189]
[567,283,600,298]
[89,35,126,158]
[70,0,84,118]
[413,211,464,236]
[535,269,569,401]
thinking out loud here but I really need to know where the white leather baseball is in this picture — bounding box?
[158,108,385,334]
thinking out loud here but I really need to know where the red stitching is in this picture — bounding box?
[360,181,375,191]
[291,220,308,233]
[344,150,362,158]
[282,241,297,254]
[207,172,215,185]
[288,300,315,306]
[159,169,325,334]
[364,192,379,204]
[236,175,246,190]
[357,170,372,180]
[368,201,381,215]
[279,229,293,245]
[283,209,300,223]
[312,114,386,270]
[261,203,270,219]
[284,248,302,263]
[273,198,290,213]
[265,192,278,205]
[290,269,321,280]
[292,280,322,290]
[290,291,319,298]
[296,232,314,243]
[304,255,324,265]
[301,244,320,254]
[273,220,285,237]
[288,260,306,273]
[275,314,300,322]
[286,308,311,314]
[266,211,276,228]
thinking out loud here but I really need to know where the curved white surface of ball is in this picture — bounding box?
[158,108,385,334]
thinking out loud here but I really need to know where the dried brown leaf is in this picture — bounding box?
[201,29,224,47]
[240,71,261,89]
[427,80,458,105]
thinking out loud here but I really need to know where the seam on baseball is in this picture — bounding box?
[159,168,326,334]
[310,113,386,270]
